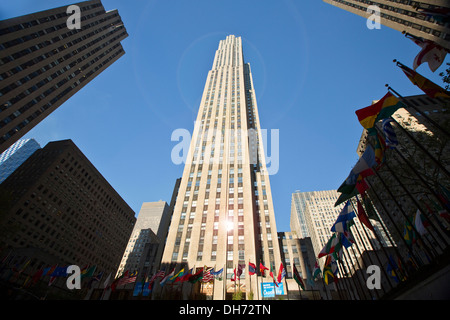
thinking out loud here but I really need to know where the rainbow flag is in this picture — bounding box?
[355,92,404,130]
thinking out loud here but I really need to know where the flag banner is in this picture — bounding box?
[323,255,338,285]
[142,282,152,296]
[133,282,143,296]
[179,268,193,282]
[396,61,450,98]
[170,268,185,282]
[231,267,237,282]
[312,261,321,280]
[318,233,339,258]
[403,219,417,246]
[414,209,429,235]
[160,268,175,286]
[356,198,375,232]
[269,264,278,287]
[355,92,404,130]
[405,33,448,72]
[293,264,305,290]
[277,263,286,283]
[331,201,356,233]
[202,267,214,283]
[381,119,398,148]
[188,267,203,283]
[237,264,245,279]
[248,262,257,275]
[335,146,377,206]
[259,262,269,276]
[210,267,223,280]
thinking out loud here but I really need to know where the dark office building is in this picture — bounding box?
[0,139,135,286]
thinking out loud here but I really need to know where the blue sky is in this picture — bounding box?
[1,0,448,232]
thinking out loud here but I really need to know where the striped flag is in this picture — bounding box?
[118,271,138,286]
[277,263,286,283]
[201,267,214,282]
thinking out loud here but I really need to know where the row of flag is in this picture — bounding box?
[318,33,450,285]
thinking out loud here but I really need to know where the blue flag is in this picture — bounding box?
[331,201,356,233]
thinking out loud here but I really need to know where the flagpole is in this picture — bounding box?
[349,198,392,294]
[363,179,422,269]
[390,138,450,218]
[380,155,449,249]
[387,69,450,138]
[385,114,450,179]
[369,165,437,261]
[373,124,450,246]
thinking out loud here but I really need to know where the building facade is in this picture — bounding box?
[289,189,380,273]
[0,0,128,153]
[323,0,450,50]
[0,138,41,183]
[117,201,170,277]
[160,35,282,300]
[0,139,135,293]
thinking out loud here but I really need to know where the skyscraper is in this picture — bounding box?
[0,138,40,183]
[117,201,170,277]
[323,0,450,50]
[0,0,128,153]
[160,35,282,300]
[289,190,379,272]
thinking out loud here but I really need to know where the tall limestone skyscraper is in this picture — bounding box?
[161,35,282,300]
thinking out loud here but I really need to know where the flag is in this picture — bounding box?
[356,197,375,232]
[210,267,223,280]
[293,265,305,290]
[335,146,377,206]
[259,262,269,276]
[160,268,175,286]
[102,272,111,289]
[269,264,278,287]
[305,263,315,288]
[414,209,429,235]
[405,33,448,72]
[202,267,214,283]
[81,265,96,280]
[381,119,398,148]
[318,233,340,258]
[355,92,404,130]
[231,267,237,282]
[337,146,376,192]
[331,201,356,233]
[403,219,416,246]
[188,267,204,283]
[176,268,191,282]
[312,261,321,281]
[237,264,245,279]
[277,263,286,283]
[248,262,257,275]
[118,270,138,286]
[323,255,338,285]
[170,268,185,281]
[397,61,450,98]
[155,270,165,279]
